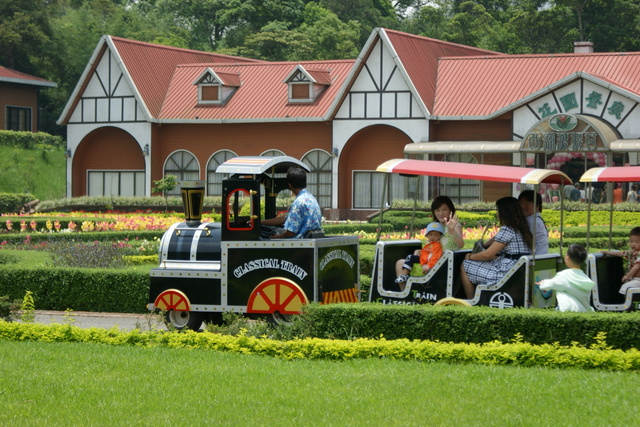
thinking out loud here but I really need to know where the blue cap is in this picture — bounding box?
[426,222,445,235]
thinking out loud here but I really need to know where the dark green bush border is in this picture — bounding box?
[300,303,640,350]
[0,268,148,313]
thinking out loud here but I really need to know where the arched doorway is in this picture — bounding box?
[521,113,625,203]
[338,125,412,209]
[72,127,145,197]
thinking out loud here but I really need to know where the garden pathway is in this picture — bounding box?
[30,310,168,331]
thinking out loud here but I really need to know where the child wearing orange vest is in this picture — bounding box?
[394,222,444,291]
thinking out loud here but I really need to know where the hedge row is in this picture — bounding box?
[1,322,639,371]
[298,303,640,350]
[0,193,35,215]
[0,130,65,149]
[373,209,640,230]
[324,223,393,234]
[0,268,149,313]
[0,230,164,244]
[2,263,639,352]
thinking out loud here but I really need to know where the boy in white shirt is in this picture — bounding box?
[537,244,595,312]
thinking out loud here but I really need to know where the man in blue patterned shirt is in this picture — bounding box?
[261,167,322,239]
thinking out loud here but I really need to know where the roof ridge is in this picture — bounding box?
[175,59,356,68]
[440,51,640,61]
[382,28,502,55]
[109,35,263,62]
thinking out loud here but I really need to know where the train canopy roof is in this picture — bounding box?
[580,166,640,183]
[216,156,310,175]
[376,159,572,185]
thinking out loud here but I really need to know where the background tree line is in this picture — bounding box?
[2,0,639,137]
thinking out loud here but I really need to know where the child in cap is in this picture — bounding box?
[602,226,640,295]
[394,222,444,291]
[537,244,595,312]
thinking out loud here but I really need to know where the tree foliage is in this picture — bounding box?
[2,0,639,136]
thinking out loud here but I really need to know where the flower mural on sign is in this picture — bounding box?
[549,114,578,132]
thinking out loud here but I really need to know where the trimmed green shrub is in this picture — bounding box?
[0,193,35,214]
[0,130,64,149]
[0,268,149,313]
[324,223,393,234]
[1,322,639,371]
[299,303,640,350]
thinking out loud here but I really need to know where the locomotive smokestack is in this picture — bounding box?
[179,180,205,227]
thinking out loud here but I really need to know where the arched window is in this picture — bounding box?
[302,150,332,208]
[261,150,289,197]
[163,151,200,196]
[260,149,285,157]
[434,153,480,205]
[207,150,237,197]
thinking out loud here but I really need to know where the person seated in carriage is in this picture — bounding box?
[394,222,444,291]
[461,197,533,299]
[602,226,640,295]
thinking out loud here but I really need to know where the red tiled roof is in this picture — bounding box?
[385,29,502,112]
[213,70,242,87]
[433,52,640,117]
[111,37,261,117]
[0,65,56,87]
[159,60,355,121]
[306,69,332,85]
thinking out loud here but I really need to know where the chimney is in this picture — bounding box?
[179,180,205,227]
[574,41,594,54]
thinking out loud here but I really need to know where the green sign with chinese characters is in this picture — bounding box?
[521,114,609,154]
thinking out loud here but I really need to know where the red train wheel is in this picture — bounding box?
[246,277,309,322]
[154,289,191,311]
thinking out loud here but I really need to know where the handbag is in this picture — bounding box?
[472,221,491,254]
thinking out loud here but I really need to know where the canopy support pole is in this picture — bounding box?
[586,183,593,254]
[376,174,389,242]
[409,179,419,239]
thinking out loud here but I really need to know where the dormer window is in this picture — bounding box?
[291,83,311,100]
[200,85,220,102]
[284,65,331,104]
[193,68,240,105]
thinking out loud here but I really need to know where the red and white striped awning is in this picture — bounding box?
[377,159,572,185]
[580,166,640,183]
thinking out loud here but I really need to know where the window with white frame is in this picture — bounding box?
[207,150,237,197]
[290,83,311,101]
[6,106,31,131]
[88,171,145,197]
[353,171,423,209]
[260,149,285,157]
[164,151,200,196]
[302,150,332,208]
[200,84,220,103]
[433,153,480,205]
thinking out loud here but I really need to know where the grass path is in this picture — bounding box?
[0,340,634,426]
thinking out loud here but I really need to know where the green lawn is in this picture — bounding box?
[0,145,66,201]
[0,340,634,426]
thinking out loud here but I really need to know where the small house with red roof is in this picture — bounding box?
[59,28,640,216]
[1,66,57,132]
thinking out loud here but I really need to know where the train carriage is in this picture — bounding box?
[369,159,572,309]
[580,166,640,311]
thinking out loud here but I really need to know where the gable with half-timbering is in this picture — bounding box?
[66,49,146,124]
[334,39,425,121]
